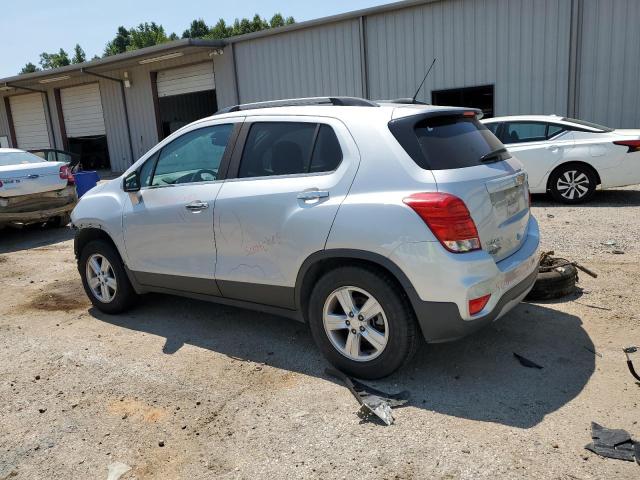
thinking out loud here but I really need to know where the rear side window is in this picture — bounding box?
[503,122,547,143]
[390,115,505,170]
[238,122,342,178]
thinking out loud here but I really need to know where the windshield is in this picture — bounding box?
[562,117,613,132]
[0,151,46,167]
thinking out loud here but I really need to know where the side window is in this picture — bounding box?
[139,152,158,187]
[546,124,564,139]
[150,124,233,186]
[485,122,501,137]
[503,122,547,144]
[238,122,317,178]
[310,125,343,172]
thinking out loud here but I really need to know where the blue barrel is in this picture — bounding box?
[75,171,100,198]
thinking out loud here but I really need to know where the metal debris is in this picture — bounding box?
[539,251,598,279]
[585,422,638,463]
[326,368,409,426]
[513,352,543,369]
[107,462,131,480]
[624,346,640,382]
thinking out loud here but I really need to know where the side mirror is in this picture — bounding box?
[123,171,141,192]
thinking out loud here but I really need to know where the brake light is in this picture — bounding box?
[403,192,481,253]
[469,294,491,316]
[463,111,476,117]
[59,165,74,185]
[613,140,640,152]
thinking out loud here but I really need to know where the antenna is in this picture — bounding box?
[411,58,436,104]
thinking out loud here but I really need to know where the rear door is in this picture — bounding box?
[213,116,359,308]
[501,121,574,191]
[122,121,239,292]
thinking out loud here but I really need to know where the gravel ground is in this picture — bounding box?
[1,186,640,479]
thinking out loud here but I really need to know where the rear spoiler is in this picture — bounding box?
[388,108,483,169]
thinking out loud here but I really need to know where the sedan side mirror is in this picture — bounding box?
[123,171,141,192]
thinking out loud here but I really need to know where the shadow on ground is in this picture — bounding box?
[92,293,594,429]
[0,224,73,254]
[532,188,640,207]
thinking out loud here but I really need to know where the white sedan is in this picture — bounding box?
[482,115,640,203]
[0,148,76,229]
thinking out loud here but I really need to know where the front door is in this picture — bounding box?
[122,122,238,294]
[214,117,359,308]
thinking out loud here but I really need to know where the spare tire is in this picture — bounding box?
[525,258,578,301]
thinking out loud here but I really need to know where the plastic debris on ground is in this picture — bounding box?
[326,368,409,426]
[585,422,640,464]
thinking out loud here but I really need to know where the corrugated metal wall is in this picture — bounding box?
[366,0,572,116]
[0,100,10,146]
[234,19,364,102]
[577,0,640,128]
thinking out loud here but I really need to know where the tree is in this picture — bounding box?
[128,22,169,50]
[285,16,295,25]
[168,32,179,41]
[250,14,269,32]
[19,62,40,74]
[72,44,86,64]
[209,19,232,39]
[182,19,209,39]
[39,49,70,69]
[269,13,285,28]
[104,26,131,56]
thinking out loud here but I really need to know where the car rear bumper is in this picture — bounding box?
[0,186,76,223]
[389,215,540,342]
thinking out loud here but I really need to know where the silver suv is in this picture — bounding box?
[72,97,539,379]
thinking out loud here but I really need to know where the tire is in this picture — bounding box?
[549,164,597,204]
[78,239,137,314]
[308,266,418,379]
[525,262,578,301]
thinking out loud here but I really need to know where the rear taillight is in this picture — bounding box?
[469,294,491,316]
[613,140,640,153]
[59,165,74,185]
[403,192,481,253]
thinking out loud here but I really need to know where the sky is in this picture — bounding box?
[0,0,391,78]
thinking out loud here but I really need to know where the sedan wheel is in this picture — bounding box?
[86,254,118,303]
[556,170,590,201]
[323,286,389,362]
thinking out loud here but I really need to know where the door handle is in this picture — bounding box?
[185,200,209,211]
[297,190,330,201]
[546,144,560,150]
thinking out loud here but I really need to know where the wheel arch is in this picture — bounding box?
[295,249,422,330]
[74,227,121,260]
[546,161,601,192]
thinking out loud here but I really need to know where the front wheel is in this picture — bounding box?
[308,266,418,379]
[549,165,597,203]
[79,239,137,314]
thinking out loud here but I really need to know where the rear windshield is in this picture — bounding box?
[390,115,507,170]
[561,117,613,132]
[0,151,45,167]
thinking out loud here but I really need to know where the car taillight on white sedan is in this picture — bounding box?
[59,165,75,185]
[403,192,481,253]
[613,140,640,153]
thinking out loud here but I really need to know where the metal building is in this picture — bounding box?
[1,0,638,173]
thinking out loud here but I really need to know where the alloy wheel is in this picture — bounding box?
[85,254,118,303]
[322,286,389,362]
[556,170,590,200]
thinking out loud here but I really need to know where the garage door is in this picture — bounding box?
[60,83,106,138]
[9,93,50,150]
[157,63,215,97]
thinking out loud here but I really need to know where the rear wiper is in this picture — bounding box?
[479,147,510,163]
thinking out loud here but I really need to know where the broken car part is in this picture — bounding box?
[585,422,639,463]
[325,368,409,426]
[513,352,544,369]
[525,251,597,301]
[623,346,640,382]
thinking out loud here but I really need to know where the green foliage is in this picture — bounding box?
[72,44,86,64]
[182,19,209,39]
[19,62,40,74]
[104,26,131,56]
[39,49,70,69]
[128,22,169,50]
[209,19,232,39]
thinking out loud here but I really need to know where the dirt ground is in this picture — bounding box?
[1,186,640,480]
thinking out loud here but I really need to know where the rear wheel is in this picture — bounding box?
[549,164,597,204]
[79,240,137,314]
[308,266,418,379]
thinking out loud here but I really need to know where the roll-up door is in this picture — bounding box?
[9,93,50,150]
[157,63,215,98]
[60,83,106,138]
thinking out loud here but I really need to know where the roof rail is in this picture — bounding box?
[216,96,379,114]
